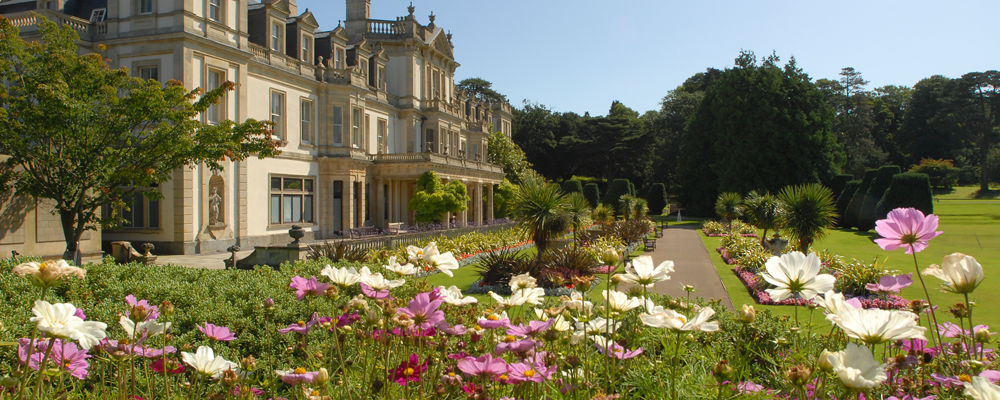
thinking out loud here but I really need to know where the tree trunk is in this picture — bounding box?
[982,140,991,193]
[59,209,82,264]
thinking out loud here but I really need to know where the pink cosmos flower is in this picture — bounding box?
[132,345,177,359]
[494,338,541,355]
[736,381,764,394]
[74,308,86,320]
[360,283,391,299]
[198,322,236,341]
[18,338,91,380]
[595,341,643,360]
[874,208,943,254]
[232,386,265,397]
[439,323,469,336]
[507,362,546,383]
[866,273,913,293]
[289,276,330,300]
[396,291,446,330]
[390,354,427,386]
[277,368,319,385]
[125,295,160,321]
[900,338,938,358]
[938,322,989,338]
[506,319,554,337]
[457,354,508,377]
[478,317,511,329]
[278,313,320,335]
[149,358,186,375]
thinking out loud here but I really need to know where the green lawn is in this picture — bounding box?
[697,190,1000,333]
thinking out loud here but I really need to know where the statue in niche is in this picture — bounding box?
[209,187,222,225]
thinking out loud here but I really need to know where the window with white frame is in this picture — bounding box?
[332,106,343,146]
[270,91,284,140]
[301,34,311,62]
[377,67,385,91]
[351,108,361,148]
[90,9,106,22]
[335,49,344,69]
[471,143,479,161]
[300,99,313,145]
[44,1,55,10]
[208,0,221,21]
[271,23,282,51]
[360,60,368,77]
[270,176,314,225]
[104,189,160,229]
[206,69,225,125]
[376,118,387,154]
[139,0,153,14]
[138,65,159,82]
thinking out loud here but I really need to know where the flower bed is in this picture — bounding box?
[732,265,909,309]
[704,232,758,238]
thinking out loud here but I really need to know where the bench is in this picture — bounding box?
[387,222,403,235]
[643,236,656,251]
[350,226,379,239]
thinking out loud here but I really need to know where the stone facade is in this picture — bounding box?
[0,0,511,255]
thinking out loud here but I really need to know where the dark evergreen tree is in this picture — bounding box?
[646,183,668,215]
[876,173,934,217]
[562,180,583,194]
[602,179,631,213]
[844,169,878,229]
[835,180,861,228]
[858,165,901,230]
[830,174,853,198]
[583,183,601,208]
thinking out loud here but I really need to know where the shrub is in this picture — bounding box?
[844,169,877,229]
[409,171,470,222]
[592,203,615,226]
[876,172,934,217]
[826,255,898,297]
[909,158,960,189]
[307,240,368,262]
[603,218,652,244]
[473,247,532,290]
[602,179,631,211]
[583,183,601,207]
[561,179,583,194]
[735,245,772,271]
[628,181,637,197]
[714,192,744,223]
[541,246,600,285]
[829,174,853,197]
[646,183,668,215]
[834,180,860,228]
[989,148,1000,186]
[702,221,726,235]
[778,183,837,253]
[858,165,901,231]
[742,191,784,240]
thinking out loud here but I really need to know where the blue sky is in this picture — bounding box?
[298,0,999,116]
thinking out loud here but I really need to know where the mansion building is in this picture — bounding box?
[0,0,511,257]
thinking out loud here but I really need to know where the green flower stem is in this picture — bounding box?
[910,247,945,353]
[670,331,682,400]
[32,337,57,398]
[964,293,976,360]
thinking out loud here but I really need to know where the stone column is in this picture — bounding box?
[344,177,354,230]
[358,177,367,226]
[458,182,468,227]
[487,183,494,222]
[474,183,483,225]
[374,177,384,229]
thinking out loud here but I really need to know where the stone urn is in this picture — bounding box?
[763,233,788,256]
[288,225,305,245]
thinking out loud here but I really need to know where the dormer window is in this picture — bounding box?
[44,1,55,10]
[89,8,106,22]
[271,23,282,51]
[377,67,385,91]
[335,49,344,69]
[301,35,312,63]
[139,0,153,14]
[208,0,220,21]
[360,60,368,76]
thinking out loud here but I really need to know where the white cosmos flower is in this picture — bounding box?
[437,285,477,306]
[533,309,572,332]
[826,343,887,390]
[488,291,516,307]
[181,346,238,378]
[923,253,984,294]
[30,300,106,350]
[618,256,673,288]
[383,256,419,276]
[407,242,439,263]
[562,291,593,314]
[509,273,537,290]
[639,305,720,332]
[579,317,620,335]
[359,267,405,290]
[965,376,1000,400]
[760,252,836,301]
[834,306,926,346]
[429,251,459,277]
[12,260,86,287]
[603,290,642,314]
[512,287,544,306]
[119,316,170,339]
[320,265,361,287]
[813,290,861,324]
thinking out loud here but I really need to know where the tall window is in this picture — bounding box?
[208,0,220,21]
[206,69,224,125]
[377,67,386,91]
[44,1,55,10]
[364,114,371,151]
[138,66,158,81]
[471,144,479,161]
[139,0,153,14]
[271,23,281,51]
[351,108,361,148]
[270,91,284,140]
[270,177,314,225]
[334,49,344,69]
[360,60,368,77]
[300,99,313,145]
[376,118,387,154]
[301,35,311,62]
[104,190,160,229]
[332,106,343,146]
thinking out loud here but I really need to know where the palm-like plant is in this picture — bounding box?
[592,203,616,227]
[743,190,786,243]
[516,175,571,261]
[562,192,593,248]
[619,195,640,221]
[714,192,744,226]
[778,183,838,252]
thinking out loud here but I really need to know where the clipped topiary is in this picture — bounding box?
[876,172,934,218]
[602,179,631,212]
[830,174,853,198]
[844,169,877,230]
[858,165,901,231]
[628,181,637,197]
[562,180,583,194]
[583,183,601,208]
[646,183,668,215]
[835,180,860,228]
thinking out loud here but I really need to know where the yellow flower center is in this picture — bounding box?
[488,315,499,321]
[474,324,482,330]
[297,321,306,327]
[678,316,687,324]
[960,374,972,383]
[498,374,508,381]
[504,335,517,343]
[404,367,415,376]
[523,369,535,377]
[311,390,320,396]
[448,372,456,377]
[294,367,306,374]
[38,262,50,272]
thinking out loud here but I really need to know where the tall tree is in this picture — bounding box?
[456,77,506,103]
[949,71,1000,191]
[652,69,722,189]
[0,18,278,259]
[896,76,962,164]
[870,85,912,167]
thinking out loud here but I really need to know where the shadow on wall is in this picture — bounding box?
[0,189,29,244]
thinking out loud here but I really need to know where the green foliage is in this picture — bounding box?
[541,246,601,284]
[830,174,853,196]
[645,183,668,215]
[583,183,601,207]
[742,191,784,239]
[714,192,744,222]
[602,179,632,212]
[735,244,772,272]
[858,165,901,230]
[778,183,838,252]
[909,158,960,189]
[488,130,533,185]
[876,172,935,217]
[701,221,726,235]
[492,178,519,219]
[515,175,571,260]
[628,181,637,197]
[456,77,507,103]
[473,247,532,289]
[678,51,839,216]
[592,203,615,226]
[834,180,861,228]
[826,255,898,297]
[408,171,470,223]
[618,194,644,220]
[562,191,593,246]
[844,169,878,229]
[0,18,279,254]
[561,179,583,194]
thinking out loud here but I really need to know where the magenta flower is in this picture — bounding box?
[865,273,913,293]
[506,319,554,337]
[149,358,186,375]
[132,345,177,359]
[440,323,469,336]
[507,362,546,383]
[125,294,160,321]
[390,354,427,386]
[74,308,86,320]
[18,338,91,379]
[595,341,643,360]
[278,368,319,385]
[335,312,360,328]
[360,282,391,299]
[900,338,938,358]
[396,291,445,330]
[198,322,236,341]
[289,276,330,300]
[736,381,764,394]
[495,338,541,355]
[478,317,511,329]
[874,208,943,254]
[279,313,320,335]
[938,321,989,338]
[457,354,508,377]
